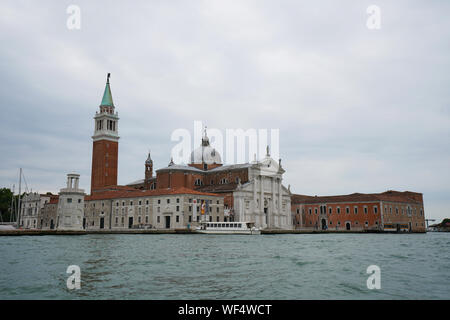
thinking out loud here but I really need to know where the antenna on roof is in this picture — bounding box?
[107,73,111,83]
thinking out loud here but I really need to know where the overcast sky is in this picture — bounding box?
[0,0,449,222]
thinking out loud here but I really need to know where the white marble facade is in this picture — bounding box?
[233,155,292,230]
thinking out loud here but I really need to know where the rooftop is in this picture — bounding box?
[85,186,222,201]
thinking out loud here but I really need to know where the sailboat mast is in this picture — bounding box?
[10,184,15,223]
[17,168,22,227]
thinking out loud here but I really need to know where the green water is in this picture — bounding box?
[0,233,448,299]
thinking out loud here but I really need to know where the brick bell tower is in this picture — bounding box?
[91,73,119,194]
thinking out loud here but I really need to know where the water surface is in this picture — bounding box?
[0,233,449,299]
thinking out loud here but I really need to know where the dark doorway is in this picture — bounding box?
[409,222,412,232]
[83,218,86,229]
[100,217,105,229]
[396,224,400,232]
[165,216,171,229]
[128,217,133,229]
[50,219,54,230]
[321,219,327,230]
[346,222,351,230]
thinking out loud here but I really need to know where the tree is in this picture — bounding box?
[0,188,14,222]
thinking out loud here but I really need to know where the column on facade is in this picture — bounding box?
[278,178,282,227]
[271,177,276,228]
[253,177,257,212]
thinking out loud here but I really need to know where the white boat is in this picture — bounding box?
[195,221,261,235]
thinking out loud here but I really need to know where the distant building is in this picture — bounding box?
[56,174,85,231]
[126,134,292,230]
[38,194,59,230]
[84,187,223,230]
[26,74,428,233]
[20,193,52,229]
[91,73,119,193]
[292,190,425,232]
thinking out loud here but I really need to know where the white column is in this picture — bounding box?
[278,178,282,227]
[253,177,257,210]
[260,176,264,214]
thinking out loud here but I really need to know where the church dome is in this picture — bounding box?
[190,131,222,165]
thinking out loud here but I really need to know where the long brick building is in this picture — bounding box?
[291,190,425,232]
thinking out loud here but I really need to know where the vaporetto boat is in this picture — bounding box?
[195,222,261,235]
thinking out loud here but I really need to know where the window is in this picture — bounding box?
[309,208,312,215]
[329,207,332,214]
[157,216,160,223]
[314,208,318,214]
[196,216,199,222]
[374,206,378,214]
[209,216,212,222]
[216,207,219,213]
[146,200,149,205]
[189,216,192,222]
[194,179,203,186]
[139,200,142,205]
[354,207,358,214]
[176,206,179,212]
[78,199,81,203]
[138,216,141,223]
[346,207,350,214]
[177,198,180,203]
[216,216,219,222]
[176,216,179,223]
[67,198,72,203]
[145,216,148,223]
[167,199,170,204]
[364,206,368,214]
[337,207,341,214]
[158,199,161,204]
[157,207,160,213]
[130,201,133,206]
[189,206,192,212]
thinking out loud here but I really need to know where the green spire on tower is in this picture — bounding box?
[100,73,114,107]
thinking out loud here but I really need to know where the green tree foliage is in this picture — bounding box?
[0,188,14,221]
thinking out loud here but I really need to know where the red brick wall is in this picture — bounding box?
[91,140,118,193]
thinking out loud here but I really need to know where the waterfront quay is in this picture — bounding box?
[0,228,426,236]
